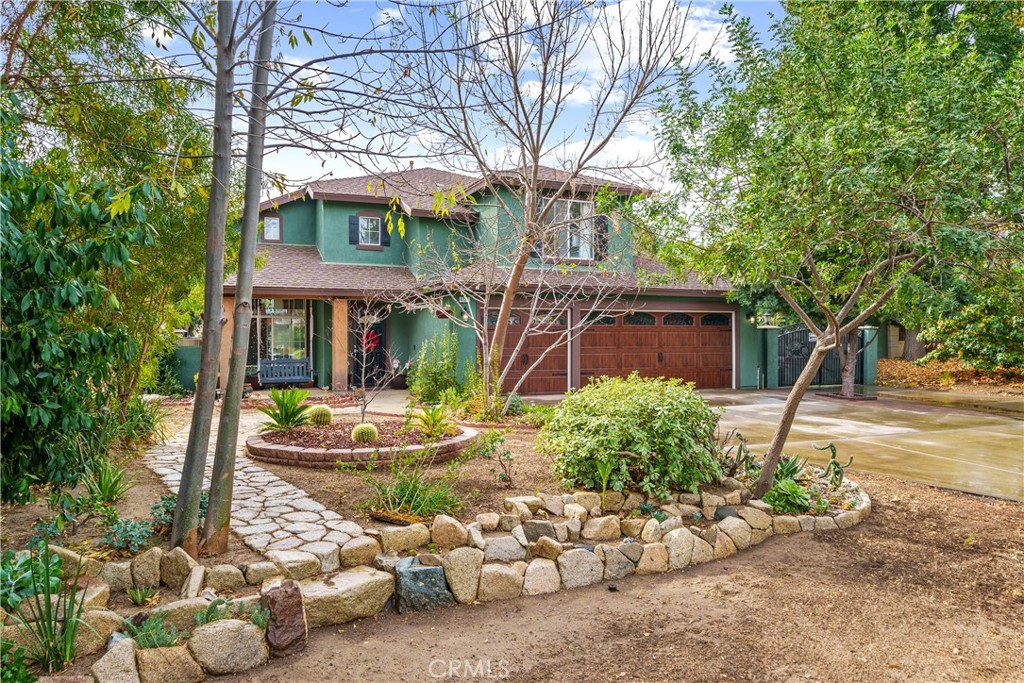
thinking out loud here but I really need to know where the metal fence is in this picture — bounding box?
[778,324,863,387]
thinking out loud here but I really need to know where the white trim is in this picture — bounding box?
[358,216,382,246]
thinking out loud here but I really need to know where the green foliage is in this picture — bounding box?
[774,456,810,484]
[0,641,35,683]
[9,546,87,673]
[151,491,207,531]
[413,405,457,442]
[349,449,464,518]
[350,423,379,444]
[248,604,270,629]
[0,98,156,504]
[763,478,812,514]
[465,429,515,487]
[101,519,154,554]
[540,374,723,498]
[126,585,158,607]
[502,393,525,416]
[519,403,555,428]
[258,388,311,432]
[194,597,232,626]
[596,460,614,507]
[308,404,333,426]
[1,548,62,613]
[407,331,463,403]
[82,458,136,504]
[123,615,180,649]
[144,350,189,398]
[815,443,855,489]
[921,289,1024,371]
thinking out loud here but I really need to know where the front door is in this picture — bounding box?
[349,312,389,388]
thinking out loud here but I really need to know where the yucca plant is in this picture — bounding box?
[126,585,159,607]
[82,458,136,504]
[11,545,88,673]
[413,405,456,441]
[258,387,311,432]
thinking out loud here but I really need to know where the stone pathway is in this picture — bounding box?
[143,411,364,554]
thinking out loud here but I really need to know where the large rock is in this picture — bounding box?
[395,557,455,612]
[150,597,212,632]
[299,542,340,573]
[663,528,696,570]
[261,580,307,658]
[178,566,205,600]
[522,519,557,543]
[620,518,647,539]
[717,516,752,550]
[78,577,111,610]
[339,536,381,567]
[49,544,102,577]
[442,547,484,604]
[301,566,394,629]
[430,515,468,549]
[477,564,524,602]
[556,549,603,589]
[205,564,246,591]
[522,559,560,595]
[483,535,526,562]
[773,516,801,535]
[814,516,839,531]
[737,506,772,531]
[658,516,683,536]
[617,541,644,564]
[601,545,635,580]
[476,512,500,531]
[135,645,204,683]
[244,561,279,585]
[100,560,133,593]
[130,547,162,589]
[160,548,197,591]
[466,522,487,550]
[530,536,563,560]
[90,637,139,683]
[636,543,669,574]
[640,518,662,543]
[573,492,602,511]
[835,511,860,529]
[562,503,588,523]
[503,496,543,514]
[690,537,714,564]
[74,609,124,656]
[266,550,319,581]
[713,532,737,559]
[538,493,564,517]
[602,491,626,513]
[581,515,620,542]
[378,524,430,553]
[565,518,582,542]
[188,619,268,674]
[798,515,816,532]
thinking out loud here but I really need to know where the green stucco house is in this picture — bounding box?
[219,166,878,395]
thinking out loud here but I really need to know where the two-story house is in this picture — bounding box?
[221,166,861,395]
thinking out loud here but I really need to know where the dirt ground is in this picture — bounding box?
[222,474,1023,683]
[258,426,561,527]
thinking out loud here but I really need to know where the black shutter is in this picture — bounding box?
[595,214,610,260]
[381,219,391,247]
[348,215,359,244]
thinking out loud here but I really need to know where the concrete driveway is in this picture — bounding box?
[705,390,1024,501]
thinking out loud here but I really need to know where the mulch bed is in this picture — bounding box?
[260,419,425,450]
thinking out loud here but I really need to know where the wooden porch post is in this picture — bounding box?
[331,298,349,391]
[219,295,234,391]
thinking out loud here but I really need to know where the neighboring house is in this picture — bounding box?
[220,166,879,395]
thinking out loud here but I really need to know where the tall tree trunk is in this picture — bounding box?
[752,341,831,498]
[902,327,926,361]
[201,1,276,555]
[839,330,859,398]
[170,0,235,557]
[486,240,533,407]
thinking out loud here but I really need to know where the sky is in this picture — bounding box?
[146,1,784,194]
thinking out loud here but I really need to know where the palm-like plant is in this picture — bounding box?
[82,458,136,504]
[258,387,311,432]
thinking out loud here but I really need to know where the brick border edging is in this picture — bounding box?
[244,426,479,469]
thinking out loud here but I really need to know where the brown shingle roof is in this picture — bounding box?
[223,244,419,297]
[465,165,649,196]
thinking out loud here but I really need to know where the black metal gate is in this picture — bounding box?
[778,325,864,387]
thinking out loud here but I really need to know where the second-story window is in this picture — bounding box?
[359,216,381,246]
[263,215,281,241]
[542,199,595,260]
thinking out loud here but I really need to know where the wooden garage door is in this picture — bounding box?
[580,311,733,389]
[493,312,568,395]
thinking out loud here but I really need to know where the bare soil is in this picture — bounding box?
[221,474,1024,683]
[262,418,427,450]
[257,428,561,527]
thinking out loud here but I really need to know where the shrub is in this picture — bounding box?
[82,458,135,504]
[150,491,207,531]
[123,614,179,649]
[248,604,270,629]
[1,547,62,613]
[540,374,722,498]
[1,641,35,683]
[413,405,457,441]
[344,448,464,519]
[101,519,154,554]
[194,597,232,626]
[502,393,525,416]
[351,423,379,444]
[763,478,811,513]
[258,388,311,432]
[407,331,462,403]
[308,404,333,426]
[519,403,554,428]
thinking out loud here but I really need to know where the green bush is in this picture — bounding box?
[194,597,233,626]
[123,614,179,649]
[1,548,62,612]
[763,478,812,513]
[82,457,135,504]
[308,404,333,426]
[150,491,207,531]
[101,519,154,554]
[258,388,311,432]
[540,374,722,498]
[351,423,379,444]
[413,405,457,442]
[503,393,525,416]
[407,331,462,403]
[1,641,35,683]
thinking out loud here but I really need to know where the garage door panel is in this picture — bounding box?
[498,314,568,395]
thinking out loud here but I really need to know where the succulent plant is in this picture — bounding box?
[351,422,379,444]
[308,404,333,426]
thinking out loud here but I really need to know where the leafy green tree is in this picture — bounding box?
[920,280,1024,371]
[657,1,1023,496]
[0,99,156,503]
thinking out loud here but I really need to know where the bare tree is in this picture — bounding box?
[396,0,709,410]
[348,299,408,423]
